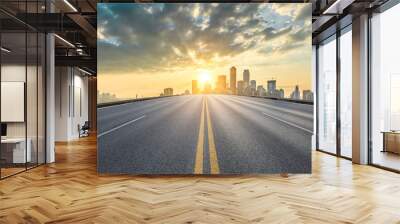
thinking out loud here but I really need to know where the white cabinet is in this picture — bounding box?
[1,138,32,163]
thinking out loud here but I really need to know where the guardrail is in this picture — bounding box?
[250,96,314,105]
[97,94,313,108]
[97,95,176,108]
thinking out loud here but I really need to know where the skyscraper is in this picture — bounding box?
[303,90,313,101]
[278,89,284,98]
[192,80,199,94]
[257,85,266,97]
[164,88,173,96]
[267,80,276,95]
[250,80,257,96]
[216,75,227,94]
[237,80,245,95]
[250,80,256,89]
[230,66,236,94]
[243,69,250,87]
[290,85,300,100]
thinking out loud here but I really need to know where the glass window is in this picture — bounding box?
[1,30,28,177]
[0,2,46,178]
[318,35,337,154]
[340,27,352,158]
[371,3,400,171]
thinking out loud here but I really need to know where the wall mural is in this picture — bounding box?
[97,3,313,174]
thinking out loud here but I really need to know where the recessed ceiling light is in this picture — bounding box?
[78,67,93,76]
[1,47,11,53]
[323,0,355,15]
[63,0,78,12]
[54,34,75,48]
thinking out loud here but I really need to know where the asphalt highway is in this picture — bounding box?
[97,95,313,174]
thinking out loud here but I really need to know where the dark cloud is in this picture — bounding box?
[262,26,292,41]
[98,3,310,74]
[295,4,312,22]
[290,25,311,42]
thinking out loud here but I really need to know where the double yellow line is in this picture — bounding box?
[194,96,220,174]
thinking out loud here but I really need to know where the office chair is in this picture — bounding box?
[79,121,90,138]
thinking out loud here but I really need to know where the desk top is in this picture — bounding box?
[1,138,27,143]
[381,131,400,134]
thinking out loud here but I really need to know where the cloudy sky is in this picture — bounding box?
[98,3,311,98]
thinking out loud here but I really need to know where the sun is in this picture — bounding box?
[198,70,212,85]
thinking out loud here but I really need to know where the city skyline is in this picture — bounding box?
[98,3,312,99]
[188,66,313,101]
[98,66,314,102]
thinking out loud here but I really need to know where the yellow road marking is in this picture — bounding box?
[194,97,205,174]
[205,97,220,174]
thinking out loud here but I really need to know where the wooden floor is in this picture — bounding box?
[1,135,400,223]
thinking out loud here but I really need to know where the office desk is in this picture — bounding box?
[1,138,31,163]
[382,131,400,154]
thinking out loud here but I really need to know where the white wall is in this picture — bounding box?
[1,65,31,138]
[1,63,46,164]
[55,67,89,141]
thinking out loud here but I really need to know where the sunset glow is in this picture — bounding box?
[198,70,212,86]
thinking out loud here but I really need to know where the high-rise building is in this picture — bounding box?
[278,89,285,98]
[249,80,257,96]
[257,85,266,97]
[290,85,300,100]
[303,90,313,101]
[216,75,227,93]
[192,80,198,94]
[237,80,245,95]
[250,80,256,89]
[164,88,173,96]
[230,66,236,94]
[267,80,276,95]
[243,69,250,86]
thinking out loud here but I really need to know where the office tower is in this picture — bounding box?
[267,80,276,95]
[217,75,227,94]
[249,80,257,96]
[164,88,173,96]
[257,85,266,97]
[278,89,285,98]
[250,80,256,89]
[290,85,300,100]
[243,69,250,86]
[192,80,198,94]
[237,80,244,95]
[303,90,314,101]
[230,66,237,94]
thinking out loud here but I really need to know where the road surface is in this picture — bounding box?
[97,95,313,174]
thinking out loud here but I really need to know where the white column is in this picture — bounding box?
[312,45,317,150]
[45,1,56,163]
[352,14,369,164]
[46,33,55,163]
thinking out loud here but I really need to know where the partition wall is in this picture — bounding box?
[0,1,46,179]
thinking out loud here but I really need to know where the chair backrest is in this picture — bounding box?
[82,121,90,129]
